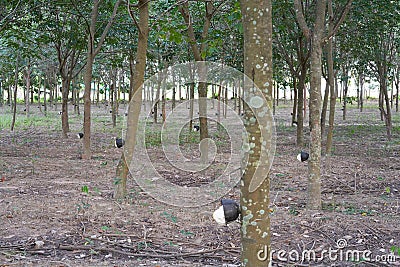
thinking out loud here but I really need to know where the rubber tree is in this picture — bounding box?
[114,0,149,199]
[339,0,399,140]
[274,1,310,147]
[82,0,122,159]
[294,0,352,209]
[326,0,336,155]
[240,0,273,266]
[179,1,215,163]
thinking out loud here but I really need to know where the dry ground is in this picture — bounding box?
[1,101,400,267]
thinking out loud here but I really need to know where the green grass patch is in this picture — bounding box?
[0,113,61,130]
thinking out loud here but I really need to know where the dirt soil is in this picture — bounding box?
[1,103,400,267]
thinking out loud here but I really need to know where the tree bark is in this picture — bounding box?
[359,71,364,112]
[82,0,122,159]
[295,0,352,209]
[396,63,399,112]
[379,71,392,140]
[0,78,3,107]
[111,68,117,128]
[326,0,336,156]
[179,1,214,163]
[296,66,306,147]
[321,78,329,136]
[240,0,273,266]
[11,56,19,131]
[114,0,149,199]
[342,65,349,121]
[292,78,297,126]
[61,78,71,137]
[294,0,327,210]
[24,61,31,117]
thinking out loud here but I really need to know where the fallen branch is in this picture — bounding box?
[58,244,224,259]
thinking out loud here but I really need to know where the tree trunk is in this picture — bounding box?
[161,69,167,123]
[11,57,19,131]
[7,82,11,106]
[61,78,71,137]
[37,77,42,113]
[217,84,222,122]
[24,62,31,117]
[379,72,392,140]
[321,78,329,136]
[392,62,399,112]
[0,78,3,107]
[307,35,323,210]
[43,78,47,115]
[294,0,327,210]
[153,72,161,123]
[240,0,273,265]
[82,39,95,159]
[272,82,276,115]
[296,67,306,147]
[54,84,58,110]
[114,0,149,199]
[238,79,242,116]
[359,72,364,112]
[172,69,176,110]
[292,77,297,126]
[189,83,195,131]
[179,2,213,164]
[326,1,336,156]
[396,69,399,112]
[379,88,384,121]
[357,75,360,109]
[111,68,117,128]
[198,81,209,164]
[30,80,34,104]
[391,80,394,109]
[342,67,349,120]
[224,83,228,118]
[82,0,121,159]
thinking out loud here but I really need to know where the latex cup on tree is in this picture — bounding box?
[213,199,240,225]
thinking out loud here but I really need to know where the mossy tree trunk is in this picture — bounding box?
[240,0,273,266]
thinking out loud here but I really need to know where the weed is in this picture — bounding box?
[162,211,177,223]
[137,241,151,250]
[89,249,99,255]
[289,207,299,216]
[113,177,122,185]
[76,201,91,212]
[101,225,110,232]
[164,241,178,246]
[322,202,338,212]
[84,238,94,245]
[93,187,101,195]
[81,185,89,194]
[343,206,373,216]
[390,246,400,256]
[180,230,194,237]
